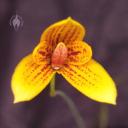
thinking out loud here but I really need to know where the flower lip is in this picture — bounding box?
[51,42,68,70]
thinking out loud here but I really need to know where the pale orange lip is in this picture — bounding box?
[51,42,68,70]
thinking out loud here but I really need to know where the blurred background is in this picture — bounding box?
[0,0,128,128]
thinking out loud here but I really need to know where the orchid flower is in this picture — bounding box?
[11,17,117,104]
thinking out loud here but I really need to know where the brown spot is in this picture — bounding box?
[39,51,46,56]
[69,51,81,56]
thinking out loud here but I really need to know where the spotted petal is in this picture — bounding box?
[67,41,92,65]
[40,17,85,47]
[11,55,55,103]
[33,41,52,65]
[58,59,117,105]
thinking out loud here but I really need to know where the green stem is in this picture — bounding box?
[49,74,56,97]
[55,90,85,128]
[49,75,85,128]
[99,104,108,128]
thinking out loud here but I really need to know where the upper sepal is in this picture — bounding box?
[40,17,86,47]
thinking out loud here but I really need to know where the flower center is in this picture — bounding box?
[51,42,68,70]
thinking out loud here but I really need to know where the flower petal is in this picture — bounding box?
[11,54,55,103]
[58,59,117,105]
[33,41,52,65]
[67,41,92,65]
[40,17,85,47]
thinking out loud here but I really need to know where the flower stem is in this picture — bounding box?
[99,104,108,128]
[49,74,56,97]
[55,90,85,128]
[49,75,86,128]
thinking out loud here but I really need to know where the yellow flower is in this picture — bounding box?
[11,17,117,104]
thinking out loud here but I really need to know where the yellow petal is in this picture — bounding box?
[11,54,55,103]
[40,17,85,47]
[58,60,117,105]
[67,41,92,65]
[33,41,52,65]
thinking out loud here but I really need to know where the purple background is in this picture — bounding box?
[0,0,128,128]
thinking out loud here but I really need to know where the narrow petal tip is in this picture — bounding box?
[67,16,72,21]
[110,95,117,105]
[13,99,19,104]
[105,97,117,105]
[101,99,116,106]
[13,97,27,104]
[107,85,117,105]
[112,100,117,105]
